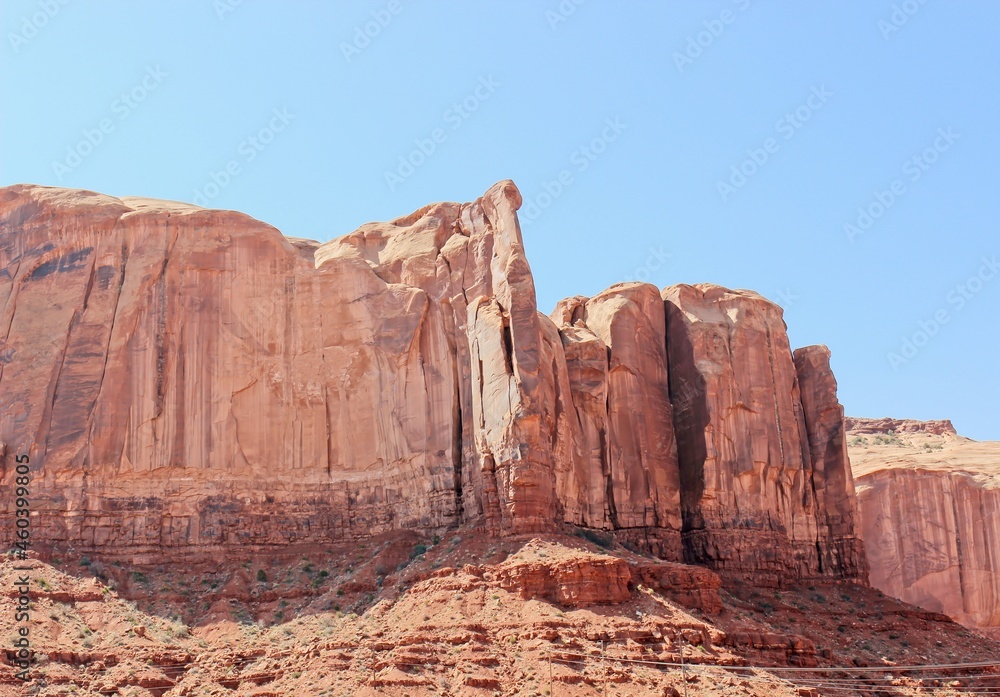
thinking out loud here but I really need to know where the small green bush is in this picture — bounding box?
[574,527,614,549]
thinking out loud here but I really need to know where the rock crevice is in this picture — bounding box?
[0,182,866,585]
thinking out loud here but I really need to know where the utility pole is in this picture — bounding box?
[548,649,553,696]
[601,640,608,697]
[679,633,688,697]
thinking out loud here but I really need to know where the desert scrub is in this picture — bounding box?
[573,526,614,549]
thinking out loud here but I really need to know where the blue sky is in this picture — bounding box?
[2,1,997,440]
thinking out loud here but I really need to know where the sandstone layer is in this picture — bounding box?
[0,181,863,584]
[6,533,995,696]
[845,417,957,436]
[661,285,867,584]
[550,284,683,560]
[850,420,1000,629]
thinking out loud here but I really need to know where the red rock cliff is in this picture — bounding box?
[550,283,683,560]
[662,285,866,584]
[849,421,999,629]
[0,181,564,557]
[0,182,865,584]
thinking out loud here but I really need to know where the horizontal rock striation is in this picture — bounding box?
[662,285,866,584]
[0,181,560,558]
[856,469,1000,628]
[849,422,1000,629]
[0,181,865,584]
[550,283,683,561]
[844,417,957,436]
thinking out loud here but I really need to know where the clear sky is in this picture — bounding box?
[2,1,997,440]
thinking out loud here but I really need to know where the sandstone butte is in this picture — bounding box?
[848,417,1000,634]
[0,180,868,588]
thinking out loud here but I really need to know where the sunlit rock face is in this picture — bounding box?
[0,181,555,558]
[850,419,1000,629]
[0,181,865,586]
[661,284,867,585]
[858,469,1000,628]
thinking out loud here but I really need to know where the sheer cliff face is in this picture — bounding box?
[850,425,1000,629]
[794,346,867,580]
[858,470,1000,628]
[550,283,683,560]
[0,181,864,584]
[661,285,866,583]
[0,181,557,555]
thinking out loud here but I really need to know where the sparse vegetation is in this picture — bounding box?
[573,526,615,549]
[873,432,903,446]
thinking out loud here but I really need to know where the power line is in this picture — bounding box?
[549,649,1000,674]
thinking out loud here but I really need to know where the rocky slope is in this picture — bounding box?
[2,534,998,696]
[0,181,864,585]
[849,419,1000,631]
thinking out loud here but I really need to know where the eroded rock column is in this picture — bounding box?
[663,283,821,584]
[551,282,682,559]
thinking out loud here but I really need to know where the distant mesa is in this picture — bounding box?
[844,416,957,436]
[848,417,1000,631]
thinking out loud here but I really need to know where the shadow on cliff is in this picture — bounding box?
[35,529,707,631]
[663,302,710,561]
